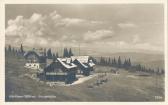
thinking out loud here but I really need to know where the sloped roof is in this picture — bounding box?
[24,51,40,59]
[24,50,45,58]
[57,58,77,69]
[88,60,95,67]
[72,56,95,68]
[71,56,89,63]
[88,62,95,67]
[75,59,89,69]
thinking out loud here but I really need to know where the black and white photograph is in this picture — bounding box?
[2,0,167,103]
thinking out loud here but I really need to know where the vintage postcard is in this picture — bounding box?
[0,0,167,104]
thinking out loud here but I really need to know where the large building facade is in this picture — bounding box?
[24,50,95,84]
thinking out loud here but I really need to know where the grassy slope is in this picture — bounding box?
[5,54,164,102]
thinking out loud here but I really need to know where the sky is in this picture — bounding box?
[5,4,164,54]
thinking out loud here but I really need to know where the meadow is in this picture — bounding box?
[5,53,164,102]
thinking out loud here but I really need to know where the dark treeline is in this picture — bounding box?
[5,44,74,61]
[45,48,74,59]
[133,64,164,74]
[5,44,164,75]
[96,56,131,68]
[5,44,25,57]
[94,56,164,75]
[45,48,59,60]
[63,48,74,58]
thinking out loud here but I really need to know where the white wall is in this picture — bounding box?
[25,63,40,69]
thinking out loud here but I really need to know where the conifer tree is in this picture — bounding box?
[56,52,59,58]
[157,68,160,74]
[8,45,11,52]
[69,48,74,57]
[63,48,69,57]
[47,48,52,59]
[118,56,122,68]
[161,69,164,74]
[108,57,111,65]
[52,53,56,61]
[113,57,117,67]
[128,58,131,67]
[44,48,47,57]
[20,44,24,54]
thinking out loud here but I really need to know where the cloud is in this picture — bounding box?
[62,18,85,26]
[5,10,104,47]
[8,16,24,25]
[6,16,24,37]
[91,41,163,53]
[61,18,102,28]
[132,34,141,43]
[5,10,163,53]
[133,43,163,51]
[118,22,137,28]
[50,10,62,20]
[30,13,43,23]
[84,29,114,41]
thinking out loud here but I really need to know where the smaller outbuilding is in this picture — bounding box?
[71,56,95,76]
[24,49,46,70]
